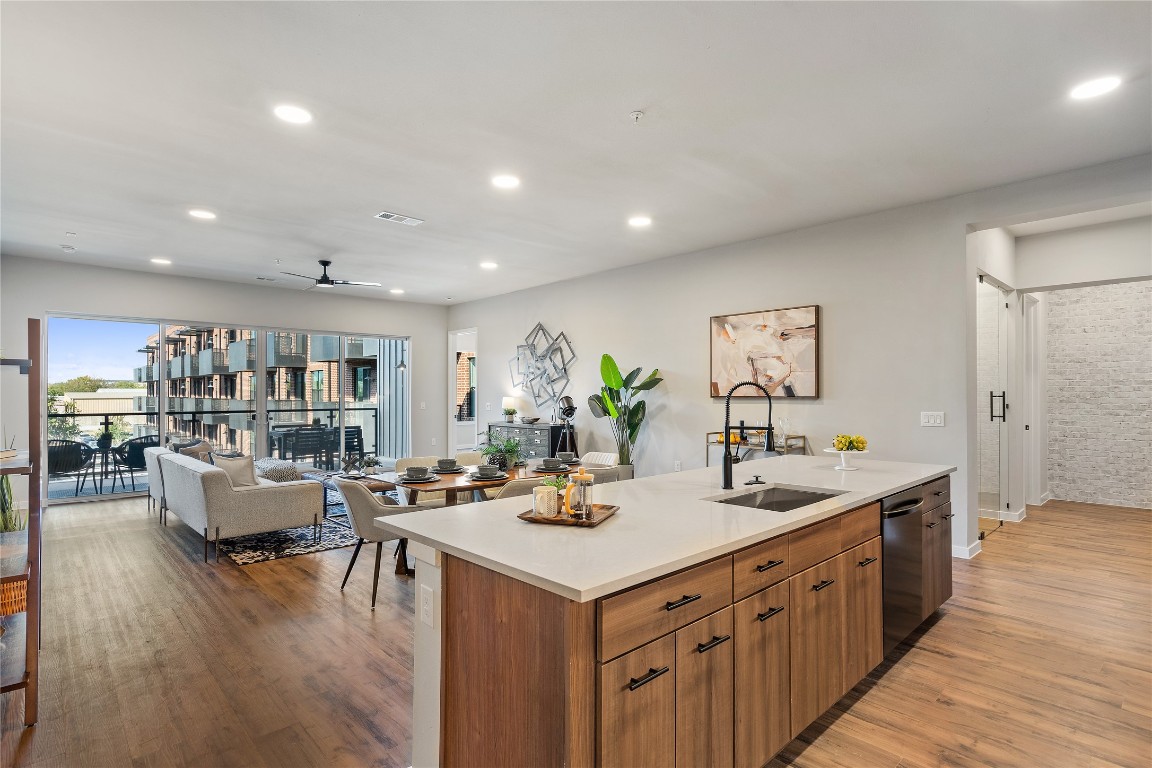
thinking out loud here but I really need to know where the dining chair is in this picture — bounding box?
[491,477,546,500]
[334,478,412,607]
[394,456,444,506]
[454,450,484,467]
[580,451,620,468]
[584,466,620,483]
[47,439,97,496]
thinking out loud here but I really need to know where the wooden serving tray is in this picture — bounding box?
[517,504,619,528]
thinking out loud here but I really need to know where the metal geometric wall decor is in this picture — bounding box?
[508,322,576,408]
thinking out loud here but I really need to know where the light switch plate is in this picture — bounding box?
[920,412,945,427]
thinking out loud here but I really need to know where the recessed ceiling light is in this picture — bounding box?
[491,174,520,189]
[59,244,76,252]
[273,104,313,124]
[628,215,652,228]
[1069,76,1122,100]
[255,276,277,282]
[188,209,216,220]
[151,257,172,265]
[64,231,77,237]
[479,261,498,270]
[390,288,405,295]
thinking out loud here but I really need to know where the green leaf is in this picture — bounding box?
[602,387,619,418]
[627,399,646,435]
[601,354,624,389]
[632,377,663,392]
[622,367,642,389]
[587,395,607,418]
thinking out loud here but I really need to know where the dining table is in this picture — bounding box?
[350,463,576,574]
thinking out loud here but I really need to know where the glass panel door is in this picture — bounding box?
[266,331,340,471]
[976,277,1010,533]
[45,317,160,501]
[164,325,257,455]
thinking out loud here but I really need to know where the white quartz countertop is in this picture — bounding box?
[375,455,955,602]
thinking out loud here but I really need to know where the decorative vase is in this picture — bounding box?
[533,487,559,517]
[487,453,507,471]
[96,433,112,451]
[503,453,519,469]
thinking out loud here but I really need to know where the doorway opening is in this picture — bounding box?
[449,328,478,450]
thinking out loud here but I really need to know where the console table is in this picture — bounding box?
[488,421,576,461]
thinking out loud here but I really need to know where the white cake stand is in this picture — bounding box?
[824,448,868,470]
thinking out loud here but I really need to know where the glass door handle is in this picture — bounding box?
[989,391,1007,422]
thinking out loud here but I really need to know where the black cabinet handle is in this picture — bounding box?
[627,666,670,691]
[943,513,954,519]
[665,594,702,611]
[755,559,785,573]
[757,606,785,622]
[934,491,946,496]
[857,556,878,567]
[812,579,835,592]
[926,522,939,528]
[696,634,732,653]
[882,499,924,518]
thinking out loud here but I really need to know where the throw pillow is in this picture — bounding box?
[213,454,259,488]
[253,458,303,483]
[179,440,214,463]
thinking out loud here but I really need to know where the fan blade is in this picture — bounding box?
[332,280,382,287]
[280,272,317,280]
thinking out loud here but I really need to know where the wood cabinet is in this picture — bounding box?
[844,537,884,685]
[599,635,676,768]
[923,502,953,620]
[788,554,846,731]
[733,581,792,768]
[675,608,734,767]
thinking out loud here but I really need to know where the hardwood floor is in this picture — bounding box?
[2,498,1149,767]
[770,499,1152,768]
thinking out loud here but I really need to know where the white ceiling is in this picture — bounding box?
[2,1,1150,304]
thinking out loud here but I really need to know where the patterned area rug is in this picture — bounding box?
[216,492,359,566]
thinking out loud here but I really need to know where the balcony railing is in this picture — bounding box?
[312,336,377,362]
[198,348,229,375]
[134,363,158,383]
[168,357,185,379]
[228,335,309,371]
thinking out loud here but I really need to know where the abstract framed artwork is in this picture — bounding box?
[709,305,820,398]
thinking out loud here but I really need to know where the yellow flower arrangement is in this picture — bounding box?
[832,434,868,452]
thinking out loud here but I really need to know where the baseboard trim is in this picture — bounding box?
[1039,491,1053,505]
[952,540,981,559]
[1004,507,1027,523]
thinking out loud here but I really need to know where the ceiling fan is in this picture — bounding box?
[280,259,381,289]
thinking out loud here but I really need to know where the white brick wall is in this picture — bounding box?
[1047,282,1152,509]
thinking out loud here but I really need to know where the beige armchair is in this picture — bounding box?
[335,478,412,607]
[580,451,619,468]
[394,456,445,507]
[492,477,547,500]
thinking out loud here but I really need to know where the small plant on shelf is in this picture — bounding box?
[1,475,27,532]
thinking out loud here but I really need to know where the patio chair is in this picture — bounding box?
[110,435,160,492]
[47,439,97,496]
[287,427,334,469]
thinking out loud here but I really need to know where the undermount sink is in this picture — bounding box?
[716,486,844,512]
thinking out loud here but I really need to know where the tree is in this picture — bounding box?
[51,375,105,393]
[47,397,82,440]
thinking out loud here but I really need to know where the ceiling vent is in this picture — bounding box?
[375,210,425,226]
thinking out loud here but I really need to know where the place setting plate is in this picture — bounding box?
[531,465,573,474]
[398,475,441,483]
[433,466,466,474]
[468,472,509,481]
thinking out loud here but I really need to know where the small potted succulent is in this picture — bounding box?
[502,406,517,423]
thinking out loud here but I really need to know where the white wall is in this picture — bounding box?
[1016,216,1152,291]
[1045,281,1152,509]
[449,154,1152,559]
[970,227,1016,287]
[0,255,450,462]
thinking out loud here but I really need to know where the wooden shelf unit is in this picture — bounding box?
[0,320,42,725]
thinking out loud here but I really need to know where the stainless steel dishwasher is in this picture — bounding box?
[881,485,927,654]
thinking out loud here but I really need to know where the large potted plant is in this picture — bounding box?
[587,354,663,479]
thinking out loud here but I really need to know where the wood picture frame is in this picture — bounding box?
[709,305,820,398]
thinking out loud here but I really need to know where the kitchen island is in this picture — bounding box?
[377,454,955,767]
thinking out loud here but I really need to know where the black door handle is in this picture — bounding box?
[757,606,785,622]
[812,579,835,592]
[627,666,670,691]
[696,634,732,653]
[926,521,939,528]
[857,556,878,567]
[755,559,785,573]
[665,594,702,611]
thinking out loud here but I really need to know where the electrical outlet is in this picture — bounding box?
[920,412,945,427]
[485,402,492,411]
[674,461,682,472]
[430,437,437,446]
[420,585,434,627]
[419,401,426,410]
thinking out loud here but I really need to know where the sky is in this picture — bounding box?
[47,317,158,385]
